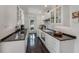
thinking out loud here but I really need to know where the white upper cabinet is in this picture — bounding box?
[50,5,63,24]
[50,5,70,26]
[56,6,62,23]
[41,5,63,25]
[41,5,70,26]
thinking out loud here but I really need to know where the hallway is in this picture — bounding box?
[26,33,49,53]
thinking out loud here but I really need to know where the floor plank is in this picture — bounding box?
[26,33,49,53]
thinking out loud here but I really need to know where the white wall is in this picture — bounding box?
[24,14,29,29]
[70,5,79,28]
[62,5,70,26]
[69,5,79,52]
[0,6,17,40]
[36,14,42,28]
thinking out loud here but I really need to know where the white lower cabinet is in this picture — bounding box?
[44,32,75,53]
[60,40,74,53]
[51,37,60,52]
[0,40,25,53]
[38,29,75,53]
[45,33,60,53]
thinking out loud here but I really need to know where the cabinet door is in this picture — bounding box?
[45,33,60,53]
[51,37,60,52]
[45,34,56,53]
[56,6,62,23]
[60,40,74,53]
[51,10,55,23]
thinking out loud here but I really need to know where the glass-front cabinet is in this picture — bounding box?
[56,6,61,23]
[42,5,70,27]
[51,10,55,23]
[50,6,62,24]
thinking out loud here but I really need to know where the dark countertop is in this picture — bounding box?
[0,29,27,42]
[40,29,76,41]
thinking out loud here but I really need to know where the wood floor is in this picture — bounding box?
[26,33,49,53]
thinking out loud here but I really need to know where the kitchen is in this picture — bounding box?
[0,5,79,53]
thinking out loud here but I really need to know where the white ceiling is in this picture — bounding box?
[20,5,56,15]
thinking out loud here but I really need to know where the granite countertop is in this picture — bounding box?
[1,29,27,42]
[41,29,76,41]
